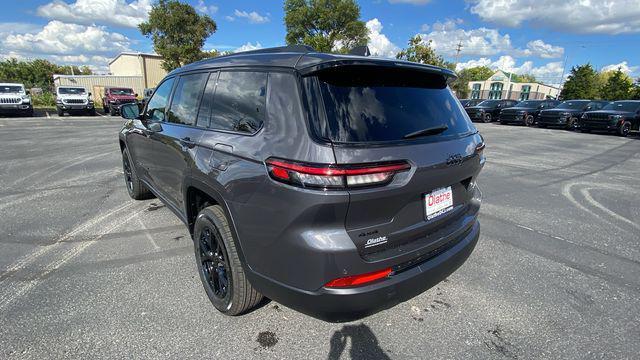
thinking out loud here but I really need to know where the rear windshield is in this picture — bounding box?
[59,87,85,95]
[311,66,476,143]
[602,101,640,112]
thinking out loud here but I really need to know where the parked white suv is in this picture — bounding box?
[56,86,95,116]
[0,83,33,117]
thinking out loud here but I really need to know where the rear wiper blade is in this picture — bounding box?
[403,124,448,139]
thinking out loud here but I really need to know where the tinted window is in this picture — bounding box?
[478,100,501,107]
[168,73,208,126]
[145,78,174,122]
[314,66,475,143]
[556,101,589,110]
[208,71,267,134]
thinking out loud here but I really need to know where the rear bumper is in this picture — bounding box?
[246,220,480,322]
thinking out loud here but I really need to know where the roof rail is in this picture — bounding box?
[348,46,371,56]
[235,45,316,55]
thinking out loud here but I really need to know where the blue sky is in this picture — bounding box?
[1,0,639,85]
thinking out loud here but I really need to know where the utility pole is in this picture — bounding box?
[454,41,463,67]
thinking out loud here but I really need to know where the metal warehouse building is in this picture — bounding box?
[53,52,167,103]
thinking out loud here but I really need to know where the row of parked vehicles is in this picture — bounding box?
[460,98,640,137]
[0,82,149,117]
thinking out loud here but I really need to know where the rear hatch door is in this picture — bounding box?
[311,65,484,258]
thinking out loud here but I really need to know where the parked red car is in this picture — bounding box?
[102,87,137,116]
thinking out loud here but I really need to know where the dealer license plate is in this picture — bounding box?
[425,186,454,220]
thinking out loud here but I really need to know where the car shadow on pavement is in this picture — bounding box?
[327,324,390,360]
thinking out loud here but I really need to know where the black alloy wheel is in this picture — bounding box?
[122,152,134,194]
[198,226,231,301]
[483,113,492,123]
[567,117,578,131]
[619,122,631,137]
[525,115,535,127]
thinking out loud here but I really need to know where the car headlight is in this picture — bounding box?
[609,115,622,120]
[581,113,587,119]
[56,98,63,104]
[21,96,31,104]
[561,112,571,117]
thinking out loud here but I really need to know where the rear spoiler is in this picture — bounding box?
[296,57,458,82]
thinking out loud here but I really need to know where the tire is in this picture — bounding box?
[500,120,508,125]
[194,205,263,316]
[109,105,118,116]
[57,107,64,117]
[524,115,535,127]
[618,122,631,137]
[103,104,108,114]
[121,148,153,200]
[566,117,578,131]
[483,113,492,123]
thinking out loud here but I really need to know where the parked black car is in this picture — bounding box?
[465,99,519,123]
[118,46,485,322]
[579,100,640,136]
[499,99,560,126]
[537,100,609,130]
[459,99,484,108]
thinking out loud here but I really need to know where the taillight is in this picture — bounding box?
[325,268,392,288]
[265,158,410,190]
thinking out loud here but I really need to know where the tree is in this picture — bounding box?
[0,58,91,90]
[396,35,454,70]
[599,68,633,100]
[284,0,368,53]
[139,0,217,71]
[560,64,600,100]
[513,74,536,83]
[633,78,640,100]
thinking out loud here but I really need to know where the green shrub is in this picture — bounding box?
[32,92,56,107]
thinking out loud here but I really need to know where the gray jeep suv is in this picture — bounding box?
[118,46,485,322]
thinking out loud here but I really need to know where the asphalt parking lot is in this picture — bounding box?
[1,115,639,359]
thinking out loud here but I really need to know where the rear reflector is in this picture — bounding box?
[265,158,410,190]
[325,268,393,288]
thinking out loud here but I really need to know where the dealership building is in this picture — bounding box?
[467,70,560,101]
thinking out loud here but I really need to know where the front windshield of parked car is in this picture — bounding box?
[111,88,133,95]
[59,87,86,95]
[517,100,542,107]
[477,100,500,107]
[0,86,23,93]
[602,102,640,112]
[556,101,588,109]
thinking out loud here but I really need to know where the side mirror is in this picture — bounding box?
[120,103,140,120]
[134,93,138,97]
[25,90,30,95]
[88,92,92,97]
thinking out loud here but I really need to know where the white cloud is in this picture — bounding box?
[36,0,152,29]
[195,0,218,15]
[388,0,432,4]
[418,21,563,59]
[469,0,640,34]
[0,23,41,35]
[232,9,270,24]
[0,21,130,72]
[523,40,564,59]
[456,55,565,85]
[366,18,400,58]
[602,61,639,76]
[235,42,262,53]
[3,21,130,56]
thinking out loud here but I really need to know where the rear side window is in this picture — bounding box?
[146,78,175,122]
[168,73,208,126]
[312,66,475,143]
[208,71,267,134]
